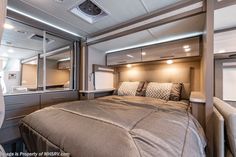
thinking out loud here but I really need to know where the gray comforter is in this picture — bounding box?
[20,96,206,157]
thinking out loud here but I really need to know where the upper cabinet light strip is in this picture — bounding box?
[87,1,203,44]
[6,6,82,38]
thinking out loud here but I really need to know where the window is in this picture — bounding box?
[223,62,236,101]
[0,18,77,94]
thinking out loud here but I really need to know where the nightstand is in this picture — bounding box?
[79,89,115,100]
[190,92,206,128]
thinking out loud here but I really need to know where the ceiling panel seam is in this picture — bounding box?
[139,0,150,13]
[18,0,91,35]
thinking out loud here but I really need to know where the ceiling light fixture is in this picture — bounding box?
[166,60,173,65]
[6,6,82,37]
[141,52,146,56]
[126,64,132,68]
[4,23,14,29]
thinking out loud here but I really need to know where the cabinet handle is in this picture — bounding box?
[160,55,174,59]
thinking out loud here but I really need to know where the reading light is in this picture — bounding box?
[6,6,82,37]
[185,48,191,52]
[141,52,146,56]
[126,64,132,68]
[8,49,14,53]
[166,60,173,65]
[183,45,190,49]
[4,23,14,30]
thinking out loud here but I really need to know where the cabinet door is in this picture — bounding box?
[0,94,41,143]
[107,48,142,65]
[142,37,200,62]
[41,90,78,108]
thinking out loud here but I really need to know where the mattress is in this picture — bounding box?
[20,96,206,157]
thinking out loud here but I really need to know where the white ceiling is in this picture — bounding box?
[214,4,236,30]
[7,0,184,37]
[90,14,205,52]
[0,18,72,59]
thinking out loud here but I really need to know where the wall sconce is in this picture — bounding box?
[166,60,173,65]
[126,64,132,68]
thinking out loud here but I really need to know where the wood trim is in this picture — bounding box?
[88,0,203,38]
[203,0,214,156]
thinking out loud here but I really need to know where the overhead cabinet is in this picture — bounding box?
[106,48,142,66]
[106,36,200,66]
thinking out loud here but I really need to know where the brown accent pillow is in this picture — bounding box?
[169,83,183,101]
[135,82,145,96]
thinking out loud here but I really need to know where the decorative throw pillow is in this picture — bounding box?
[118,82,141,96]
[146,82,172,100]
[169,83,183,101]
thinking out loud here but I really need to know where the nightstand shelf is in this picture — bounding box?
[190,91,206,128]
[79,89,115,100]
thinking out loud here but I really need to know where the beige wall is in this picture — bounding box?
[116,60,201,91]
[38,59,70,87]
[21,64,37,87]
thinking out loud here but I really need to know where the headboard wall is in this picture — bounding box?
[115,60,201,92]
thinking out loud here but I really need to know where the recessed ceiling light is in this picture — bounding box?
[185,48,191,52]
[183,45,190,49]
[126,64,132,68]
[4,23,14,30]
[166,60,173,65]
[8,49,14,53]
[141,52,146,56]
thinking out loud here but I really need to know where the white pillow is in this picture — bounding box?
[146,82,172,100]
[118,82,140,96]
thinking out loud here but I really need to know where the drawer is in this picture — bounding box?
[4,94,40,111]
[5,106,39,120]
[0,126,21,144]
[41,91,78,107]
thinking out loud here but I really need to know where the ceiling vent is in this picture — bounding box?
[29,34,54,44]
[69,0,108,24]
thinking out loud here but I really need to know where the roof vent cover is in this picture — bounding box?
[70,0,108,24]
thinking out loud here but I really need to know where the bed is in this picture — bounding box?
[20,93,206,157]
